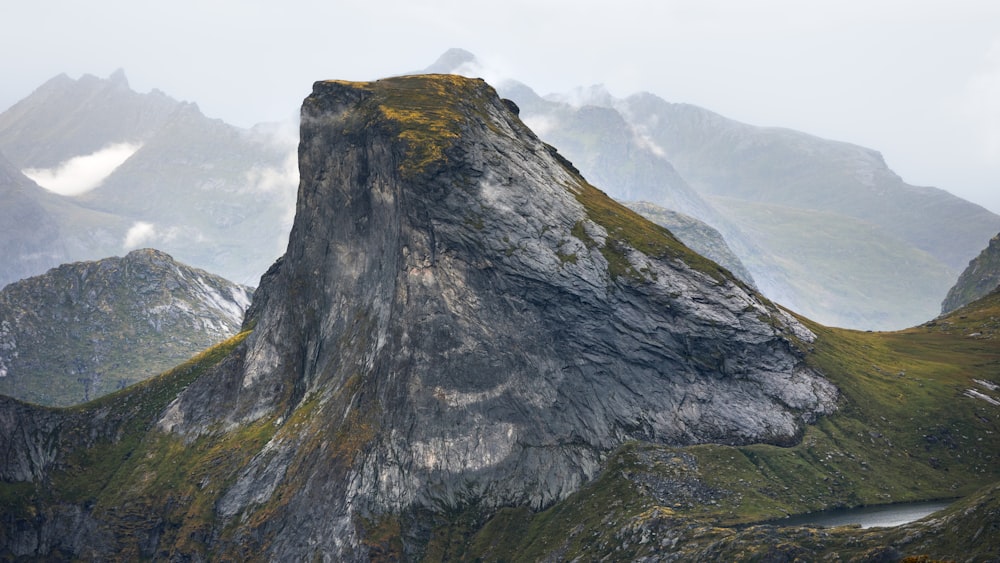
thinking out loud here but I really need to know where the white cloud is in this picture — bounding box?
[443,54,517,92]
[123,221,157,250]
[243,142,299,251]
[23,142,141,196]
[544,85,615,109]
[244,149,298,195]
[122,222,188,251]
[521,115,558,137]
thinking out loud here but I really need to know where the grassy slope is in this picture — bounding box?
[0,331,270,560]
[457,293,1000,561]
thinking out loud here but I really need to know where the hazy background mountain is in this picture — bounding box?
[0,150,132,288]
[0,71,297,288]
[616,93,1000,328]
[427,49,1000,329]
[0,249,251,406]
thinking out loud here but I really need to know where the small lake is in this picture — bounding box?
[766,499,954,529]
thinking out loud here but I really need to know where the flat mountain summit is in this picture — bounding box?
[0,248,252,406]
[2,74,997,561]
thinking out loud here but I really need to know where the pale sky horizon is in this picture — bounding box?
[4,0,999,214]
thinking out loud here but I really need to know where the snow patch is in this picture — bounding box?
[192,277,250,325]
[964,388,1000,406]
[974,378,999,391]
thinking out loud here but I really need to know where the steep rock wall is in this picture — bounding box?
[1,75,838,560]
[156,76,837,558]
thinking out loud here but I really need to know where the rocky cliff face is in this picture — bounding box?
[942,233,1000,314]
[0,75,837,560]
[155,75,835,559]
[0,248,251,406]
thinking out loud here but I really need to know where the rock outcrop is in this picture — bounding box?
[0,248,252,406]
[0,75,837,560]
[624,200,755,286]
[157,75,836,558]
[941,232,1000,313]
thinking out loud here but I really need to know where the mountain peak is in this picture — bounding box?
[423,47,478,74]
[0,250,252,406]
[149,73,837,557]
[108,67,129,88]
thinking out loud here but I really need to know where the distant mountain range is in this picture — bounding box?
[0,70,296,289]
[0,150,131,287]
[2,55,999,330]
[0,249,251,406]
[426,49,1000,329]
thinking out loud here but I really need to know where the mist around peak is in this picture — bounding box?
[23,142,141,196]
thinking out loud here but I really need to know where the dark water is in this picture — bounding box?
[767,500,954,529]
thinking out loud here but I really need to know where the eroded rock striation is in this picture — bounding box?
[0,75,837,560]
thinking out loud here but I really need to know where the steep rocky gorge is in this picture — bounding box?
[1,75,838,560]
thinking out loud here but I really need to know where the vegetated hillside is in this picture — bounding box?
[0,75,996,562]
[623,200,754,287]
[0,70,297,287]
[423,50,1000,330]
[942,232,1000,314]
[0,249,251,406]
[0,70,178,169]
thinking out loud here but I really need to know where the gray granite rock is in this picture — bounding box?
[1,75,838,560]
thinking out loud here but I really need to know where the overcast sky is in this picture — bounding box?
[4,0,999,213]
